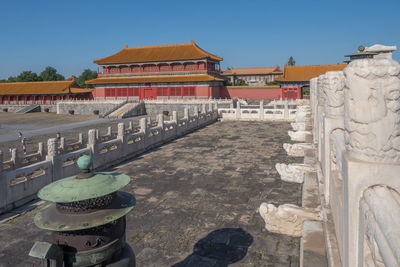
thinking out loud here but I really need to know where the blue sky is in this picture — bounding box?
[1,0,399,79]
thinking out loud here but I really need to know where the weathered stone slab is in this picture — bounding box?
[300,221,327,267]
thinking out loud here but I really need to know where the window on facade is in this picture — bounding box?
[121,66,130,73]
[156,87,169,96]
[170,87,181,96]
[172,64,183,71]
[184,63,195,71]
[159,64,169,72]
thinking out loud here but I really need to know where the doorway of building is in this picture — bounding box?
[144,88,154,100]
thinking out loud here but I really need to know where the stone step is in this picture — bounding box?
[15,104,40,114]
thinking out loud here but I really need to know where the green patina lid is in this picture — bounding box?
[38,155,131,203]
[35,191,136,231]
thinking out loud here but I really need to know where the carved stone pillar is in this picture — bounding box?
[140,118,147,133]
[321,71,345,204]
[341,55,400,267]
[46,138,60,180]
[317,74,327,161]
[310,77,318,144]
[344,58,400,162]
[259,100,264,120]
[172,111,177,123]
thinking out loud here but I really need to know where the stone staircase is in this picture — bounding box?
[15,105,40,114]
[107,102,145,119]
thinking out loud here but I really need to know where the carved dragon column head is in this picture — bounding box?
[344,56,400,162]
[324,71,345,117]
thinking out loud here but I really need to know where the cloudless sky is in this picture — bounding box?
[1,0,399,79]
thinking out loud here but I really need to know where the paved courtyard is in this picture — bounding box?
[0,121,303,267]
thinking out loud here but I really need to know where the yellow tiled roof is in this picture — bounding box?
[276,64,347,82]
[0,80,92,95]
[94,41,223,65]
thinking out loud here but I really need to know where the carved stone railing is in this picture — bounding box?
[0,106,218,214]
[218,100,297,121]
[3,143,45,171]
[311,46,400,267]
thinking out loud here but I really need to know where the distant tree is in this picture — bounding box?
[77,69,98,88]
[302,86,310,96]
[287,56,296,66]
[265,80,280,86]
[40,66,64,81]
[16,71,42,82]
[6,76,18,82]
[0,79,6,83]
[224,79,232,86]
[235,78,247,86]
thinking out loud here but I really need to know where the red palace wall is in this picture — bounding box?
[93,86,302,100]
[281,86,302,100]
[93,86,221,100]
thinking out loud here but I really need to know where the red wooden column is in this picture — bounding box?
[24,96,27,104]
[297,86,302,99]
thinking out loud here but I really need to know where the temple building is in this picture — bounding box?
[276,64,347,98]
[86,41,224,99]
[221,67,283,86]
[0,79,93,104]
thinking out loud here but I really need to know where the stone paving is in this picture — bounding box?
[0,121,303,267]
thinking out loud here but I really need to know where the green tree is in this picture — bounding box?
[287,56,296,66]
[40,66,65,81]
[16,71,42,82]
[265,80,280,86]
[77,69,98,88]
[302,86,310,97]
[235,78,247,86]
[224,79,232,86]
[6,76,17,82]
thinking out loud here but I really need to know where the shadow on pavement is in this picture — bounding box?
[171,228,253,267]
